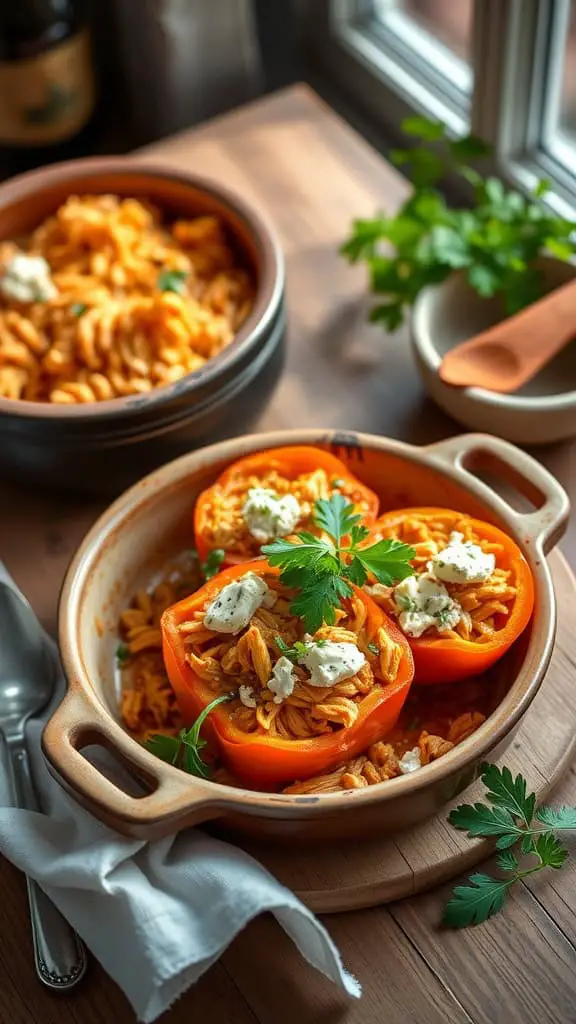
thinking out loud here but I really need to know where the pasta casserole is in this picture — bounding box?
[0,194,254,403]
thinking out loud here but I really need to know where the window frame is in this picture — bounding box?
[299,0,576,216]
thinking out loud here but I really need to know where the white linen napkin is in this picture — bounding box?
[0,564,360,1022]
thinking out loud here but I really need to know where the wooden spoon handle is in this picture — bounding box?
[441,276,576,390]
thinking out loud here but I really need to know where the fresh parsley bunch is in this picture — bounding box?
[145,693,232,779]
[444,763,576,927]
[342,115,576,331]
[262,493,414,632]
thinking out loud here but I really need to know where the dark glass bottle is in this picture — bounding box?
[0,0,97,176]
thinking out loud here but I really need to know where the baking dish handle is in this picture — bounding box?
[42,684,222,839]
[425,434,569,554]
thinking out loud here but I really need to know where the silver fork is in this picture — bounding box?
[0,581,87,988]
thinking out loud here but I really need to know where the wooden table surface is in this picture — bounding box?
[1,84,576,1024]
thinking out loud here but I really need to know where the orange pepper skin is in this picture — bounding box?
[368,508,535,686]
[161,560,414,790]
[193,446,380,566]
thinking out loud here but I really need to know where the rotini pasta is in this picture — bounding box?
[366,513,518,642]
[0,195,254,403]
[118,559,489,791]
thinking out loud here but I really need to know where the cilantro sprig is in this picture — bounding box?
[342,115,576,331]
[145,693,233,779]
[443,764,576,928]
[262,493,414,632]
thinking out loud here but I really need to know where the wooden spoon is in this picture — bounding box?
[439,277,576,393]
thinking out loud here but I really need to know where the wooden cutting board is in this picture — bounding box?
[238,549,576,912]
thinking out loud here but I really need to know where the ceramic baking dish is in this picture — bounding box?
[43,430,569,841]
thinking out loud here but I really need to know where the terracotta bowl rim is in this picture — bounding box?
[0,155,284,421]
[57,428,563,817]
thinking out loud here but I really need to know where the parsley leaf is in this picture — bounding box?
[534,832,568,870]
[275,636,326,662]
[449,802,524,847]
[481,763,536,827]
[535,806,576,830]
[496,849,518,873]
[353,538,416,587]
[145,692,232,779]
[367,641,379,655]
[70,302,88,317]
[443,874,512,928]
[116,643,130,664]
[342,117,576,330]
[314,492,361,545]
[201,548,225,580]
[444,762,576,928]
[158,268,189,294]
[262,493,414,632]
[290,573,354,634]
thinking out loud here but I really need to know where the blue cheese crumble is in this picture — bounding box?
[242,487,301,543]
[393,573,463,639]
[204,573,269,634]
[1,253,57,303]
[399,747,421,774]
[429,531,495,585]
[298,638,365,687]
[267,656,297,704]
[238,684,257,708]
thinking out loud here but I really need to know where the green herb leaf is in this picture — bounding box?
[368,302,405,331]
[521,832,534,855]
[367,641,379,655]
[263,494,415,632]
[545,237,574,261]
[275,636,326,662]
[70,302,88,317]
[116,643,130,664]
[290,573,354,634]
[343,556,369,587]
[339,217,388,262]
[401,115,446,141]
[314,492,361,547]
[496,849,519,873]
[449,134,491,160]
[158,268,189,294]
[144,692,232,779]
[535,806,576,830]
[342,121,574,332]
[201,548,225,580]
[467,264,501,297]
[534,178,551,197]
[144,734,181,766]
[481,764,536,827]
[534,832,569,870]
[448,801,524,844]
[443,874,512,928]
[353,538,416,587]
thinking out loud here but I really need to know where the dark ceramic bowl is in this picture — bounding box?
[0,158,285,496]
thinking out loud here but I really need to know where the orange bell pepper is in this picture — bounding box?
[368,507,534,685]
[194,445,380,566]
[161,560,414,790]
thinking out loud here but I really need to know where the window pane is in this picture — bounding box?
[376,0,474,65]
[558,0,576,140]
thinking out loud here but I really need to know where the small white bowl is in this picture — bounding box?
[411,258,576,444]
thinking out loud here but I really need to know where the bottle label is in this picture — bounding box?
[0,30,95,145]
